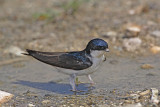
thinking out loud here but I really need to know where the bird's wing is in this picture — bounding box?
[24,49,92,70]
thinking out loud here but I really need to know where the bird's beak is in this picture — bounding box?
[105,48,109,52]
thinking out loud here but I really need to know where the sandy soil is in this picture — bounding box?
[1,54,160,106]
[0,0,160,106]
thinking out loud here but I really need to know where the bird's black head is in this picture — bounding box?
[85,38,109,54]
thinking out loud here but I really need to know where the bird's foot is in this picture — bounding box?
[87,75,96,86]
[90,82,96,86]
[75,77,82,86]
[70,89,85,93]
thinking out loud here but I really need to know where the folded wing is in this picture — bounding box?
[25,49,92,70]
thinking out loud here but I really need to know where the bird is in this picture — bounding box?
[23,38,109,91]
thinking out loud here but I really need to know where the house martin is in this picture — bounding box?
[23,38,109,91]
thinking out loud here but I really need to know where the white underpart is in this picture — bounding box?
[55,50,106,91]
[55,50,106,76]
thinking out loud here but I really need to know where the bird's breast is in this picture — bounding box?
[90,54,105,69]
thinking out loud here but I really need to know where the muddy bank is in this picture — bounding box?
[0,54,160,106]
[0,0,160,106]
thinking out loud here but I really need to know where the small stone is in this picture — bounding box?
[127,26,141,33]
[139,90,150,96]
[0,90,14,104]
[125,25,141,38]
[150,46,160,54]
[136,5,149,14]
[130,94,140,100]
[150,88,159,104]
[151,30,160,38]
[4,46,25,56]
[125,103,142,107]
[128,9,136,15]
[70,103,74,106]
[28,103,35,107]
[141,64,154,69]
[41,100,51,105]
[101,31,117,38]
[124,100,133,104]
[123,37,142,52]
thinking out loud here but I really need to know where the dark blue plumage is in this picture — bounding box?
[85,38,108,54]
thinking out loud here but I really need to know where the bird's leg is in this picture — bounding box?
[75,77,80,86]
[87,74,95,85]
[69,74,76,91]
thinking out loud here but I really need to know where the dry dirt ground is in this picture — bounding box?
[0,0,160,106]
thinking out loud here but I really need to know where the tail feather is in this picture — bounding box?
[22,49,55,65]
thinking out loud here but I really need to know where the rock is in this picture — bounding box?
[150,46,160,54]
[41,100,51,105]
[128,9,136,15]
[4,46,25,56]
[123,37,142,52]
[124,100,133,104]
[130,94,140,100]
[128,5,149,15]
[150,88,159,104]
[136,5,149,14]
[141,64,154,69]
[125,25,141,38]
[101,31,117,38]
[0,90,14,104]
[151,30,160,38]
[28,103,35,107]
[124,103,142,107]
[139,90,150,96]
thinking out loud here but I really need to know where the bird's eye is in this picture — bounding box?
[101,46,105,50]
[98,46,105,50]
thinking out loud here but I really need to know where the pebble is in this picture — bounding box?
[128,9,136,15]
[0,90,13,104]
[125,25,141,38]
[128,5,149,15]
[125,103,142,107]
[41,100,51,105]
[101,31,117,38]
[150,88,159,104]
[150,46,160,54]
[130,94,140,100]
[4,46,25,56]
[123,37,142,52]
[151,30,160,38]
[28,103,35,107]
[124,100,133,104]
[139,90,150,96]
[141,64,154,69]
